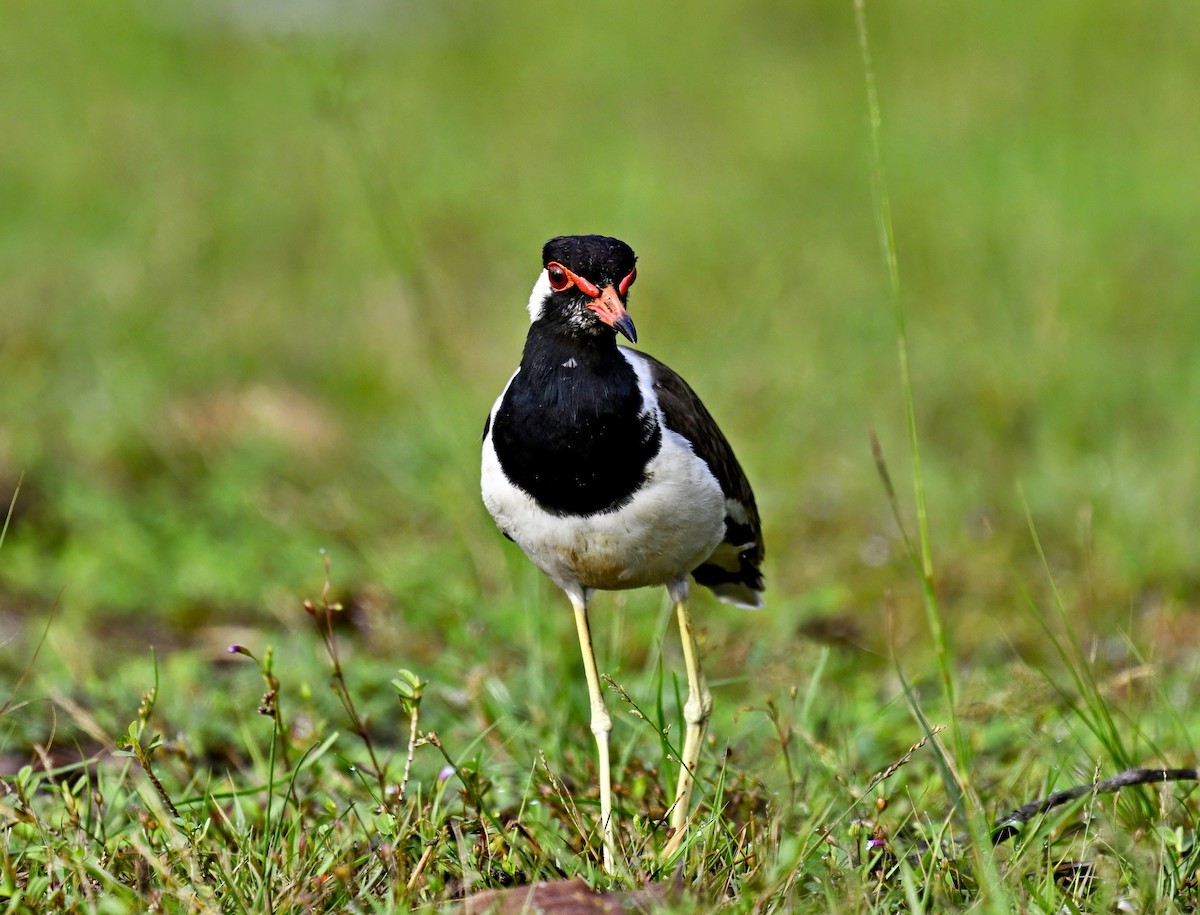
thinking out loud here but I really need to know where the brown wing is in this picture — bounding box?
[633,351,765,608]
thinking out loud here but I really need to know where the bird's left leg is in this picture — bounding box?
[566,586,617,873]
[667,578,713,835]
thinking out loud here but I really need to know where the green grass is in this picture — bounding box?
[4,0,1200,910]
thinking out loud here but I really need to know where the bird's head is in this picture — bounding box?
[527,235,638,343]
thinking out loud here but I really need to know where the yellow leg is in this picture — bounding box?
[568,587,616,873]
[668,580,712,837]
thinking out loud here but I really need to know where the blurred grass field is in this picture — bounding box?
[4,0,1200,910]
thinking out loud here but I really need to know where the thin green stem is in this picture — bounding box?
[853,0,951,713]
[854,2,1007,908]
[0,473,21,554]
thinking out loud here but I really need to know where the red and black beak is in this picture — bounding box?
[585,286,637,343]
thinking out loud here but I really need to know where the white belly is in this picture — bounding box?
[481,426,725,593]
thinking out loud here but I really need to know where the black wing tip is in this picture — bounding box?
[691,561,765,609]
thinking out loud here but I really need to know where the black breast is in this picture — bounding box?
[490,334,661,517]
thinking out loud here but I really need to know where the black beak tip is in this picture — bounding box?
[615,316,637,344]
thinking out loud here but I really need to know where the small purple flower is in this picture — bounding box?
[437,765,455,783]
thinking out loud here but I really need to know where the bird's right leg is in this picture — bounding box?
[567,586,616,874]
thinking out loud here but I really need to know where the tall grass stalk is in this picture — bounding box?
[852,0,953,737]
[853,0,1007,904]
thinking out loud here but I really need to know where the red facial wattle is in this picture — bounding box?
[545,261,638,343]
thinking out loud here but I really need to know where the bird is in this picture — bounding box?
[480,235,764,873]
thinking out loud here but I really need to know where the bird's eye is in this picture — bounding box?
[619,266,637,297]
[546,262,572,292]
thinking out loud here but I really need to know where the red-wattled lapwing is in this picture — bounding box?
[481,235,764,872]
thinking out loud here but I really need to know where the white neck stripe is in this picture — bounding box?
[526,270,552,322]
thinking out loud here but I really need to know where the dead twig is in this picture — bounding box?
[990,766,1199,844]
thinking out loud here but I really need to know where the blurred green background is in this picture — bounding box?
[3,0,1200,742]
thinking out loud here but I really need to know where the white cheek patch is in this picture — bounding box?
[526,270,553,322]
